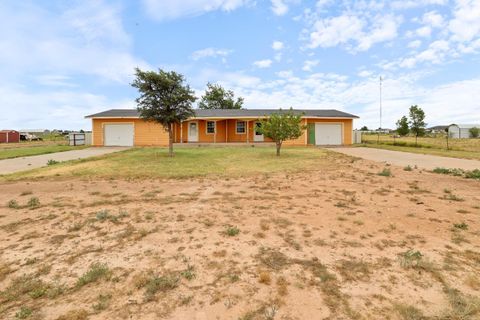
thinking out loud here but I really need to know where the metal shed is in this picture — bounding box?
[448,124,480,138]
[0,130,20,143]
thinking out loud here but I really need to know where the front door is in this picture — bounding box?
[254,122,264,142]
[188,122,198,142]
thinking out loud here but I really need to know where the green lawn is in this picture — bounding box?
[3,147,333,180]
[361,134,480,160]
[0,144,87,160]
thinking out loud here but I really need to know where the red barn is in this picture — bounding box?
[0,130,20,143]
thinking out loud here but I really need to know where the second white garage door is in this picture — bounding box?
[104,124,134,146]
[315,123,342,145]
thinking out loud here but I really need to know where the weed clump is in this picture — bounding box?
[224,226,240,237]
[76,263,111,288]
[27,197,40,209]
[378,168,392,177]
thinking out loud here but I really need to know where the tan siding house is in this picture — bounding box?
[86,109,358,147]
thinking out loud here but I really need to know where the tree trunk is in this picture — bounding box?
[168,123,174,157]
[276,141,282,156]
[415,133,418,147]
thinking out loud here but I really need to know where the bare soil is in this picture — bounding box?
[1,155,479,320]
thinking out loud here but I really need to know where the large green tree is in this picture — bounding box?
[258,109,306,156]
[198,83,243,109]
[396,116,409,136]
[408,105,426,146]
[131,68,196,156]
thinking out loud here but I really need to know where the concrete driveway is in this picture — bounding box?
[0,147,129,175]
[332,147,480,171]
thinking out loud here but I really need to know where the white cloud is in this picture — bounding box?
[302,60,319,72]
[408,40,422,48]
[0,1,148,82]
[0,85,134,130]
[272,41,284,50]
[448,0,480,42]
[357,70,373,77]
[308,14,364,48]
[422,11,444,28]
[142,0,250,20]
[415,25,432,37]
[307,13,400,51]
[253,59,273,68]
[271,0,288,16]
[191,48,232,60]
[395,40,450,68]
[356,15,400,51]
[390,0,448,10]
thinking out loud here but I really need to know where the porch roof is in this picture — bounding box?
[86,108,359,119]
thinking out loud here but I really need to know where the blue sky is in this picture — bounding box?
[1,0,479,130]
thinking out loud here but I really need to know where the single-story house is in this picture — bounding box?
[427,125,448,133]
[0,130,20,143]
[85,109,359,147]
[448,124,479,138]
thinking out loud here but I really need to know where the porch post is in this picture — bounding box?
[180,121,183,143]
[304,118,308,145]
[246,120,250,144]
[225,120,228,142]
[214,120,217,144]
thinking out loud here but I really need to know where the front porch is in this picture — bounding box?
[174,119,269,144]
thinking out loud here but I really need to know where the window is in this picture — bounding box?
[206,121,215,134]
[236,121,246,134]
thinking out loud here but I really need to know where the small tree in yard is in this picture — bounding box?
[131,68,196,157]
[199,83,243,109]
[469,127,479,138]
[396,116,409,136]
[408,105,426,146]
[258,110,306,156]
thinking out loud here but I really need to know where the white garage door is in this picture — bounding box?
[104,124,134,146]
[315,123,342,145]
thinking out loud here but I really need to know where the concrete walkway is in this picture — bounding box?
[0,147,128,175]
[331,147,480,171]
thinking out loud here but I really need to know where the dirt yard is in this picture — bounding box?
[1,155,479,319]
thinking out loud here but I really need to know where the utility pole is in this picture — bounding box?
[379,76,383,130]
[378,76,383,144]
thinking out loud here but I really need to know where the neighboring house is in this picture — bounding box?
[85,109,359,147]
[375,128,393,134]
[427,125,448,133]
[448,124,480,138]
[0,130,20,143]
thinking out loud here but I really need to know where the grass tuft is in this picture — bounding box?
[76,263,111,288]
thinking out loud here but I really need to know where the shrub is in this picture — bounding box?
[15,306,33,319]
[225,226,240,236]
[144,274,179,301]
[76,263,110,288]
[7,199,20,209]
[258,271,271,284]
[377,168,392,177]
[92,293,112,313]
[398,250,423,269]
[180,265,196,280]
[403,165,413,171]
[469,127,479,138]
[453,222,468,230]
[46,159,59,166]
[27,197,40,209]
